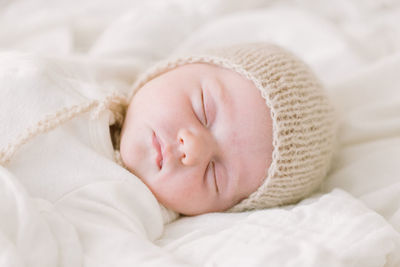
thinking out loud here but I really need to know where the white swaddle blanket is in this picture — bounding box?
[1,0,400,266]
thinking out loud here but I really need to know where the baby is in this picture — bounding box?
[119,43,337,215]
[0,42,336,266]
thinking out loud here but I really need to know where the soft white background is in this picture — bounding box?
[1,0,400,266]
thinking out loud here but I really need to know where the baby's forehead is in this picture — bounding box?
[152,63,266,111]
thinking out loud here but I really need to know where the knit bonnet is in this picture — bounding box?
[127,42,337,212]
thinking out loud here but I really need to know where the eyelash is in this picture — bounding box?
[200,90,208,126]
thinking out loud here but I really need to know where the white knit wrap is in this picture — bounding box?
[129,43,338,212]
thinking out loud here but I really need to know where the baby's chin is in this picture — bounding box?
[157,194,236,216]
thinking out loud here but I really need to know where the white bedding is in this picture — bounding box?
[1,0,400,266]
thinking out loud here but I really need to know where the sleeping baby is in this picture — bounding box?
[118,42,337,215]
[0,42,337,265]
[0,42,336,218]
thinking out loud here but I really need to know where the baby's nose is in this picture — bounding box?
[177,128,212,166]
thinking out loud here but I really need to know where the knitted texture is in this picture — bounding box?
[129,43,337,212]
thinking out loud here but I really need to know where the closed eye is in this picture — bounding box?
[201,89,208,126]
[212,161,218,193]
[206,161,218,194]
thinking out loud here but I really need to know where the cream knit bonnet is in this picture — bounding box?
[128,42,338,212]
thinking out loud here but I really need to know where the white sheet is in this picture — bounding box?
[157,190,400,266]
[1,0,400,266]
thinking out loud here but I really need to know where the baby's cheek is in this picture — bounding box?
[151,172,207,212]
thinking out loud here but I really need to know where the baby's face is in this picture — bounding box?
[120,63,273,215]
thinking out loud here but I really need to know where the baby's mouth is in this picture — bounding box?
[152,131,163,170]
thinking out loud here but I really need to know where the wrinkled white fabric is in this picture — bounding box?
[1,0,400,266]
[157,190,400,267]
